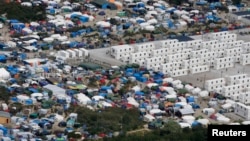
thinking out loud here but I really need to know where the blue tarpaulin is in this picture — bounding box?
[25,99,33,105]
[135,91,144,95]
[186,96,195,103]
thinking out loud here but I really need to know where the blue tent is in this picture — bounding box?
[0,55,6,63]
[192,121,201,127]
[25,99,33,105]
[9,19,20,23]
[186,96,195,103]
[98,11,106,16]
[196,0,207,5]
[99,93,107,97]
[101,86,112,90]
[137,2,145,8]
[135,91,144,96]
[79,16,89,23]
[166,19,174,28]
[191,103,200,109]
[0,126,8,136]
[11,97,18,102]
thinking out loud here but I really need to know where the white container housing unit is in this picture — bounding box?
[186,39,202,48]
[73,49,83,57]
[190,65,209,74]
[226,74,248,85]
[79,48,89,57]
[66,49,76,58]
[129,52,150,64]
[239,92,250,105]
[58,50,70,59]
[242,42,250,53]
[168,69,189,77]
[160,39,178,48]
[165,53,189,63]
[160,62,182,75]
[201,40,218,49]
[145,56,164,69]
[221,84,242,98]
[208,31,229,40]
[240,53,250,65]
[224,47,243,62]
[151,48,173,57]
[214,57,234,70]
[190,49,209,58]
[134,42,155,53]
[234,102,250,120]
[110,45,134,60]
[205,78,226,92]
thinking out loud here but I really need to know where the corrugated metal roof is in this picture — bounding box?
[0,111,10,118]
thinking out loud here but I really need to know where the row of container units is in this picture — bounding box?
[167,69,189,77]
[57,48,89,59]
[221,84,243,98]
[242,42,250,53]
[238,92,250,105]
[239,53,250,65]
[190,65,210,74]
[226,74,248,85]
[208,31,229,40]
[205,78,226,92]
[213,61,234,70]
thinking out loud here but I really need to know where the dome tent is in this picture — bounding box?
[0,68,11,80]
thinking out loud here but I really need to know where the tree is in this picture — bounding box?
[0,86,11,103]
[232,0,242,5]
[0,2,46,22]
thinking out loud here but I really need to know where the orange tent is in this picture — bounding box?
[164,102,173,107]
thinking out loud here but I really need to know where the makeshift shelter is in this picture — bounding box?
[91,0,117,10]
[79,63,102,70]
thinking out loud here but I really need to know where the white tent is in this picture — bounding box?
[182,115,195,124]
[147,19,158,25]
[176,84,184,89]
[197,119,210,126]
[0,68,11,80]
[127,97,139,107]
[43,37,54,43]
[144,25,155,31]
[144,114,155,122]
[22,28,33,34]
[149,109,162,115]
[30,22,40,26]
[185,84,194,92]
[100,101,112,107]
[54,114,64,122]
[229,122,240,125]
[221,103,232,109]
[202,108,215,115]
[132,86,140,92]
[165,94,177,99]
[163,77,173,83]
[75,93,91,105]
[179,122,191,128]
[242,121,250,125]
[92,95,104,101]
[147,83,158,88]
[217,116,230,123]
[199,90,209,97]
[172,80,182,87]
[192,88,201,95]
[31,93,43,98]
[96,21,111,27]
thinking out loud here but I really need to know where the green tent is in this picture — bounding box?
[0,17,7,23]
[117,11,126,17]
[79,63,102,70]
[29,113,38,119]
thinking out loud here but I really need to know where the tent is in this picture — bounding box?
[98,11,106,16]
